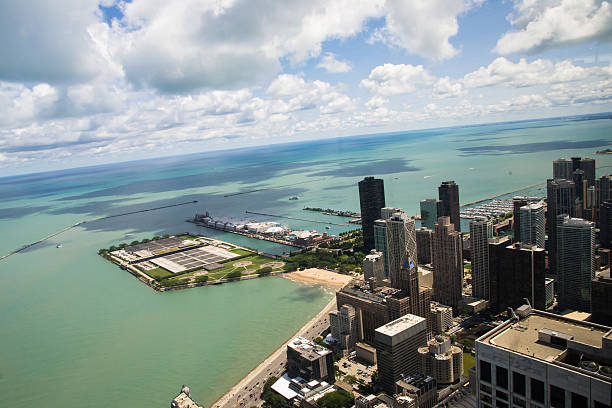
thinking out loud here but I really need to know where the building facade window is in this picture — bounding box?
[480,360,491,383]
[530,378,544,404]
[496,365,508,389]
[571,392,588,408]
[512,371,526,396]
[550,384,565,408]
[496,390,508,401]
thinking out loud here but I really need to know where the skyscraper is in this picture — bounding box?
[591,269,612,326]
[571,156,595,186]
[601,200,612,250]
[416,227,433,265]
[553,157,573,180]
[519,202,546,248]
[512,197,528,240]
[374,219,390,279]
[359,177,385,251]
[381,207,401,220]
[386,212,417,289]
[546,178,576,275]
[556,215,595,312]
[420,199,441,230]
[375,314,427,394]
[470,217,493,300]
[488,238,546,313]
[438,181,460,232]
[432,217,463,308]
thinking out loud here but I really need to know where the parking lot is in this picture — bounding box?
[337,354,376,385]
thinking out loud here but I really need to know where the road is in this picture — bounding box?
[210,298,336,408]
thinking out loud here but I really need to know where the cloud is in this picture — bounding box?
[371,0,483,60]
[462,57,611,88]
[316,53,352,73]
[115,0,384,92]
[495,0,612,54]
[0,0,112,84]
[433,76,465,98]
[360,63,435,95]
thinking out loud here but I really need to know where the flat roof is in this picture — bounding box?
[480,311,608,362]
[288,336,332,360]
[375,314,426,346]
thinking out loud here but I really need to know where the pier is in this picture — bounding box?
[245,210,347,226]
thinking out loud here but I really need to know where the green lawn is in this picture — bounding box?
[463,352,475,377]
[145,267,174,280]
[229,248,254,256]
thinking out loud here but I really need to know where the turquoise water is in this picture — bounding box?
[0,114,611,407]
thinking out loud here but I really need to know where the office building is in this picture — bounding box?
[557,216,595,312]
[591,270,612,326]
[488,237,546,313]
[381,207,402,220]
[432,217,463,308]
[387,212,418,289]
[572,156,596,186]
[374,219,390,278]
[547,178,576,275]
[286,336,334,383]
[396,373,438,408]
[416,228,433,265]
[420,199,441,230]
[475,307,611,408]
[363,250,385,285]
[438,181,461,232]
[512,197,528,240]
[601,200,612,250]
[553,157,573,180]
[359,177,386,251]
[418,335,463,385]
[470,217,493,300]
[375,314,427,394]
[336,279,412,345]
[519,202,546,248]
[430,303,453,334]
[545,278,554,309]
[574,168,586,202]
[598,175,612,207]
[329,305,359,352]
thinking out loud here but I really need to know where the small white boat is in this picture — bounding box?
[56,244,63,248]
[325,226,331,229]
[289,196,299,200]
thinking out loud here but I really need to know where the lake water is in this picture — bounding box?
[0,113,611,407]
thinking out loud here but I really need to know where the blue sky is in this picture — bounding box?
[0,0,611,175]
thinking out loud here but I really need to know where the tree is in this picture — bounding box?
[316,389,354,408]
[258,267,273,275]
[195,275,209,283]
[226,270,242,280]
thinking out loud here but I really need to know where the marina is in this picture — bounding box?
[460,196,542,219]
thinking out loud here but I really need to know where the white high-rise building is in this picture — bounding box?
[470,217,493,300]
[519,202,546,248]
[386,212,417,289]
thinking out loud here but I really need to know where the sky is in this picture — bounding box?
[1,0,611,175]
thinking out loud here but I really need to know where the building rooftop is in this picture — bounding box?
[288,336,332,360]
[375,314,426,346]
[340,278,404,304]
[478,309,612,380]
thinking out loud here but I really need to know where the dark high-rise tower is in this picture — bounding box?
[438,181,460,232]
[571,157,596,186]
[600,200,612,250]
[359,177,385,251]
[512,197,528,241]
[546,178,576,275]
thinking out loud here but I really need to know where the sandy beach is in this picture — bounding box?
[283,268,354,288]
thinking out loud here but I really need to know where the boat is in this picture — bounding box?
[56,244,63,248]
[289,196,299,200]
[325,226,331,229]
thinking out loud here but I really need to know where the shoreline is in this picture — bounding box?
[209,295,337,408]
[283,268,354,288]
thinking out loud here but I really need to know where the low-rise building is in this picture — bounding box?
[475,306,611,408]
[395,373,438,408]
[287,336,335,384]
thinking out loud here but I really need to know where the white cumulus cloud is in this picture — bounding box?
[495,0,612,54]
[360,64,435,95]
[317,53,353,73]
